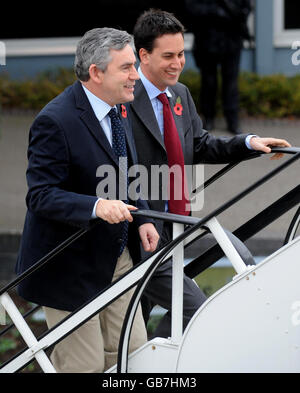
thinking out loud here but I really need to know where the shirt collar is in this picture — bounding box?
[138,67,172,100]
[81,83,116,121]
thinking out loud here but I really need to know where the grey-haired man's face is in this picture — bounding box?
[96,44,139,106]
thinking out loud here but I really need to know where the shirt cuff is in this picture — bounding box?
[91,198,103,219]
[245,134,258,150]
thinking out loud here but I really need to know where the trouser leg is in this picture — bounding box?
[144,260,207,338]
[43,307,105,373]
[43,247,147,373]
[99,247,147,371]
[141,223,207,338]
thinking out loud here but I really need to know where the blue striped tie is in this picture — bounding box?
[108,108,128,256]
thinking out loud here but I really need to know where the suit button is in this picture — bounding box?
[117,238,123,244]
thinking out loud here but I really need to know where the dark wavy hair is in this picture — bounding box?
[133,9,185,60]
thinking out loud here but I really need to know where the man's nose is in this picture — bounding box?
[171,57,182,69]
[130,66,140,80]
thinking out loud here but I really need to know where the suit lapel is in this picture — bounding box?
[131,80,165,151]
[73,81,119,167]
[131,80,185,153]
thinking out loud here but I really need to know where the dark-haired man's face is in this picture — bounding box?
[139,33,185,91]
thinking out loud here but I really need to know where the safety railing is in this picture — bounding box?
[116,147,300,372]
[0,147,299,373]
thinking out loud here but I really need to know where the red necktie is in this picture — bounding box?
[157,93,190,216]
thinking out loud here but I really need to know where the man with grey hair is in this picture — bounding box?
[15,27,159,373]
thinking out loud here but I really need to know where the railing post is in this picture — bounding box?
[206,217,250,275]
[0,292,56,373]
[171,223,185,344]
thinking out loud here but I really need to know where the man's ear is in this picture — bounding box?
[139,48,150,64]
[88,64,104,84]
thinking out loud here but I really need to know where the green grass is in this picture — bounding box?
[146,267,236,335]
[194,267,236,297]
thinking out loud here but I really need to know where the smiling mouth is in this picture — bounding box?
[166,71,178,77]
[125,84,135,90]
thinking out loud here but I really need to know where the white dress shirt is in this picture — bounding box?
[81,84,117,218]
[82,84,115,146]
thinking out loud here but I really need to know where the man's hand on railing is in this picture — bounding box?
[249,137,291,160]
[95,199,137,224]
[138,223,160,253]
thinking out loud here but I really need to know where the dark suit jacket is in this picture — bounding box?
[16,80,151,311]
[130,79,253,235]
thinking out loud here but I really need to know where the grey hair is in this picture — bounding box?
[74,27,134,81]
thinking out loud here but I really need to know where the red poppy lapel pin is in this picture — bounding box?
[174,96,183,116]
[121,104,127,118]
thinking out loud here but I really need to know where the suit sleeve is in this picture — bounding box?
[25,114,97,229]
[185,88,258,164]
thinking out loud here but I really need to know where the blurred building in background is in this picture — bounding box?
[0,0,299,79]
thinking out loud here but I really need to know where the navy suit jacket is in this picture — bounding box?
[16,81,151,311]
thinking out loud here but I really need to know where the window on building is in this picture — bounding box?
[284,1,300,30]
[0,1,192,57]
[274,0,300,47]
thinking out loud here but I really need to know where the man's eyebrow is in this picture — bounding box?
[162,49,185,55]
[120,61,136,67]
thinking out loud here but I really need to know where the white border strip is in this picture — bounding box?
[3,37,81,57]
[2,34,194,57]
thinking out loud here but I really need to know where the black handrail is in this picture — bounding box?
[191,152,261,196]
[185,184,300,277]
[1,147,299,372]
[132,149,300,232]
[0,304,40,337]
[117,147,300,372]
[0,163,240,296]
[1,147,298,297]
[283,205,300,245]
[0,221,98,297]
[268,147,300,154]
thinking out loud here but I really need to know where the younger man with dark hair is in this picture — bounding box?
[131,9,291,337]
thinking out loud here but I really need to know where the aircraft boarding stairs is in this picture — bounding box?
[0,147,299,373]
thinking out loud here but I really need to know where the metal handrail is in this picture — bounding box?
[1,147,298,297]
[284,205,300,244]
[0,304,40,337]
[133,148,300,229]
[191,152,260,196]
[117,147,300,372]
[1,147,299,372]
[186,184,300,277]
[0,224,206,372]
